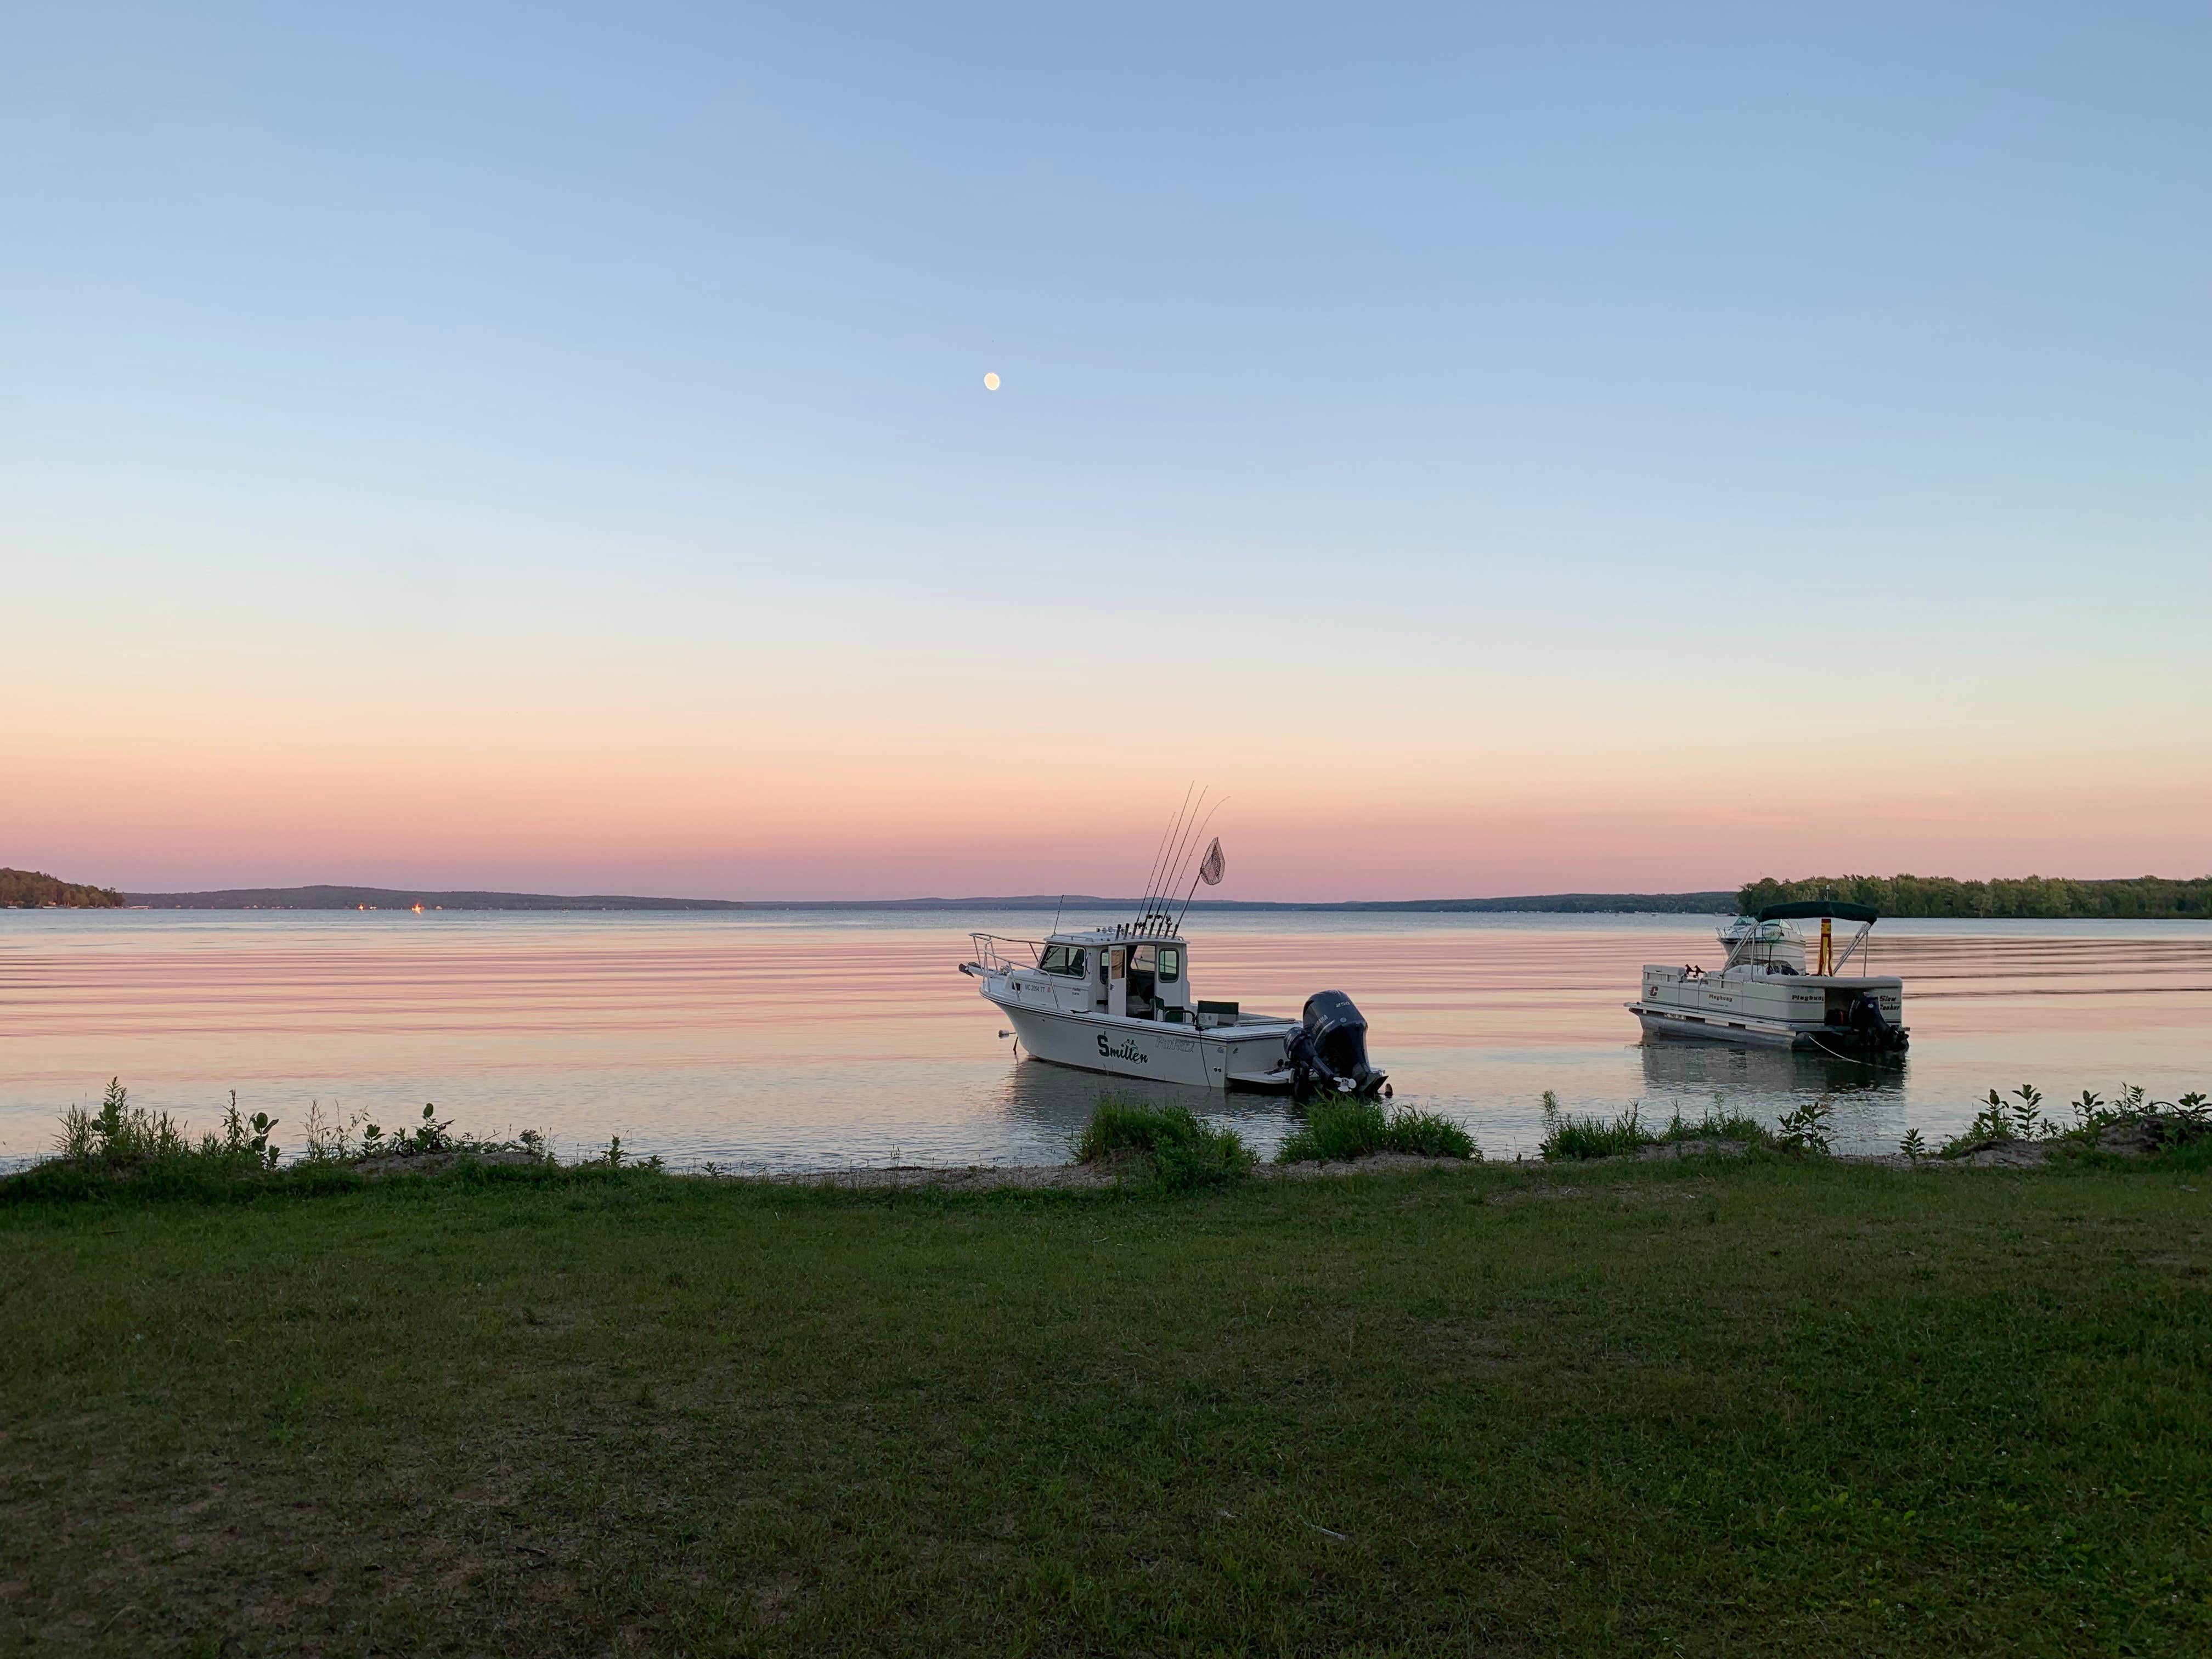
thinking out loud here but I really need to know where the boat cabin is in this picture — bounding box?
[969,927,1260,1029]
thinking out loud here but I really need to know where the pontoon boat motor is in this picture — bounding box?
[1844,990,1909,1053]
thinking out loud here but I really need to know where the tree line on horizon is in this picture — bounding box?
[0,868,124,908]
[1737,873,2212,920]
[8,865,2210,918]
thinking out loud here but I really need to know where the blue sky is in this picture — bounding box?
[5,3,2207,896]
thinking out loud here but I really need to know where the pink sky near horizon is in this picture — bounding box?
[9,549,2207,899]
[14,686,2208,899]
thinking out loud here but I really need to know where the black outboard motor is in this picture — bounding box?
[1287,990,1390,1101]
[1844,991,1910,1054]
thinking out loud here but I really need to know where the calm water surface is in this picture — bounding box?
[3,909,2208,1169]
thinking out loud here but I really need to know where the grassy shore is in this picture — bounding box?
[3,1156,2209,1656]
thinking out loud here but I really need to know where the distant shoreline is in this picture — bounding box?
[108,885,1740,915]
[10,871,2207,920]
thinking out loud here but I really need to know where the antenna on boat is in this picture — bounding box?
[1051,893,1065,935]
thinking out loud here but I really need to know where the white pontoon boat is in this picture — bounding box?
[1627,900,1909,1056]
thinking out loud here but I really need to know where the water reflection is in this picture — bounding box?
[1634,1039,1912,1152]
[2,909,2206,1169]
[1636,1039,1905,1103]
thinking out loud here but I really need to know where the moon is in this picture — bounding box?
[983,371,1001,391]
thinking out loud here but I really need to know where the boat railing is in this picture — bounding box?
[967,933,1042,973]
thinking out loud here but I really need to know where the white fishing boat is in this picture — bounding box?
[957,832,1388,1097]
[1627,900,1909,1056]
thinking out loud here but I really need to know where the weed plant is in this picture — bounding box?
[1274,1098,1478,1163]
[55,1079,191,1164]
[1939,1081,2211,1158]
[1076,1099,1253,1189]
[361,1102,456,1158]
[1775,1097,1835,1154]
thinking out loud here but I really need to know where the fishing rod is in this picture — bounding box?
[1149,786,1202,933]
[1138,785,1193,933]
[1155,787,1208,932]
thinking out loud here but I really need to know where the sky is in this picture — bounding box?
[4,3,2207,900]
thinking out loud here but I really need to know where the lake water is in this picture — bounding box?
[3,909,2208,1170]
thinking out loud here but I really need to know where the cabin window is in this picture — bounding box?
[1132,944,1155,973]
[1039,945,1088,977]
[1157,946,1181,983]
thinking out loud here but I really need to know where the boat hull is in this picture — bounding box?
[989,991,1296,1091]
[1628,1003,1909,1055]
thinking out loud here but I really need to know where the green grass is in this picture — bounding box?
[2,1159,2210,1656]
[1275,1098,1479,1162]
[1074,1098,1252,1188]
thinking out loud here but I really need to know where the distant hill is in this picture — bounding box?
[1,868,123,907]
[66,874,2212,919]
[1740,874,2212,920]
[1201,893,1739,915]
[119,884,1737,914]
[124,885,750,911]
[664,893,1738,914]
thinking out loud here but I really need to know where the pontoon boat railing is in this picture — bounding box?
[1720,916,1874,974]
[967,933,1042,973]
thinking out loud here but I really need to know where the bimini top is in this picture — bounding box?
[1753,900,1880,924]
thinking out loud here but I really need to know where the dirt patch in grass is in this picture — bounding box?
[1485,1178,1717,1205]
[1259,1151,1480,1181]
[771,1161,1124,1190]
[760,1152,1483,1190]
[1630,1137,1752,1160]
[352,1148,547,1178]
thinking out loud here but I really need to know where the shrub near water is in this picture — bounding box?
[1932,1081,2212,1159]
[1538,1101,1781,1162]
[1274,1098,1477,1163]
[1538,1105,1657,1161]
[54,1079,279,1170]
[7,1082,565,1207]
[1076,1099,1252,1189]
